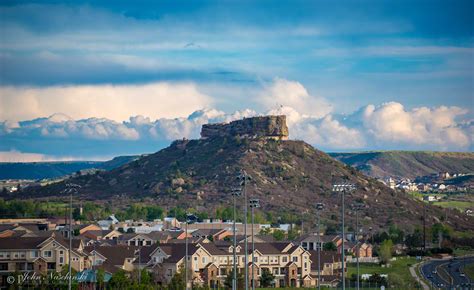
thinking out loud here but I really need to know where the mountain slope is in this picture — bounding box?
[329,151,474,179]
[0,156,138,180]
[18,137,473,231]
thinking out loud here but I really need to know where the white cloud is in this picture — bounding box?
[259,78,332,118]
[0,82,213,122]
[0,150,79,162]
[0,80,472,159]
[361,102,470,149]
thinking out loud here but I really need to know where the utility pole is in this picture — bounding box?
[63,183,80,290]
[185,214,189,290]
[69,191,72,290]
[250,199,260,290]
[138,246,141,285]
[352,203,364,290]
[238,170,251,290]
[333,183,356,290]
[237,170,251,290]
[423,202,426,253]
[231,186,242,290]
[316,203,324,290]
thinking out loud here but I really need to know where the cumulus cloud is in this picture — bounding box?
[0,82,212,122]
[361,102,471,150]
[0,79,472,161]
[259,78,332,118]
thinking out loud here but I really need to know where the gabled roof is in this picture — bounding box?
[154,243,200,263]
[308,250,341,269]
[0,236,50,249]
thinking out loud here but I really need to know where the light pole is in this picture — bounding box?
[352,203,364,290]
[231,186,242,290]
[315,202,324,290]
[185,213,189,290]
[237,170,251,290]
[62,183,81,290]
[332,183,356,290]
[250,199,260,290]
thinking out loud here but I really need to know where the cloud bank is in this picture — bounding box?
[0,83,212,121]
[0,79,471,161]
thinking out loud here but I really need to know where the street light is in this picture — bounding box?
[185,213,192,290]
[231,186,242,290]
[237,170,251,290]
[352,203,364,290]
[62,183,81,290]
[315,202,324,290]
[249,198,260,290]
[332,182,356,290]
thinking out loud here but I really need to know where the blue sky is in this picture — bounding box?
[0,0,473,160]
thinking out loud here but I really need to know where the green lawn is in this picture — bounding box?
[464,263,474,280]
[436,200,473,211]
[347,256,417,286]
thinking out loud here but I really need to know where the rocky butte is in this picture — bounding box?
[200,115,289,140]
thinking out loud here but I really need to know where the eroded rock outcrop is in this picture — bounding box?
[200,115,289,140]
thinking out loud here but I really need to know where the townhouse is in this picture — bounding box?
[139,242,314,288]
[0,236,88,282]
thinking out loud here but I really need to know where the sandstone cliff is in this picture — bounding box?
[200,115,289,140]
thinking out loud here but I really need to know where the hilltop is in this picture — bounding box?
[329,151,474,179]
[13,116,473,231]
[0,156,138,180]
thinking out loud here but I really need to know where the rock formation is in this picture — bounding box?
[200,115,289,140]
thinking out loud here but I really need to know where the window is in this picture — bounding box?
[0,263,7,271]
[59,250,63,255]
[292,256,298,262]
[194,257,198,261]
[0,252,6,258]
[43,251,52,258]
[282,256,288,263]
[59,257,64,264]
[202,257,207,264]
[253,257,258,263]
[47,263,56,270]
[27,263,34,271]
[30,251,39,258]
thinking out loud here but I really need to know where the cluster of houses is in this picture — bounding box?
[381,172,472,194]
[0,216,374,288]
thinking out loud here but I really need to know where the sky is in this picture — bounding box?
[0,0,473,161]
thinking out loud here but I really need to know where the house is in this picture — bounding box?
[84,245,140,273]
[144,242,313,288]
[0,236,88,277]
[297,234,342,251]
[117,232,171,246]
[190,229,231,241]
[347,243,373,258]
[308,250,343,287]
[82,230,122,241]
[97,215,119,230]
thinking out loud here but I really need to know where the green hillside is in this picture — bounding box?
[329,151,474,179]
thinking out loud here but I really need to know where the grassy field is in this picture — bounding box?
[464,263,474,280]
[347,256,417,285]
[436,200,473,211]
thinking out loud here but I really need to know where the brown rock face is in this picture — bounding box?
[201,115,289,140]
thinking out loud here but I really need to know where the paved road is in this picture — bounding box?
[420,256,474,289]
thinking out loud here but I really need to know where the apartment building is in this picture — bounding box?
[140,242,314,288]
[0,236,88,281]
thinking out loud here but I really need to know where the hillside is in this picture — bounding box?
[16,136,473,231]
[329,151,474,179]
[0,156,137,180]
